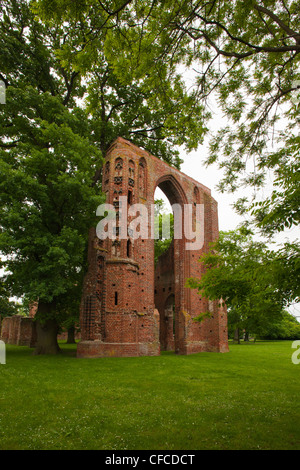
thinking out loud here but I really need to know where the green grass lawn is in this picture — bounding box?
[0,340,299,450]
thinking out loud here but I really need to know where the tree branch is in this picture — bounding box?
[253,3,300,44]
[63,71,80,106]
[97,0,133,17]
[0,140,20,149]
[181,24,300,57]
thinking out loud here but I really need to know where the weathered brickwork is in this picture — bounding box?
[77,137,229,358]
[0,315,36,347]
[0,312,81,347]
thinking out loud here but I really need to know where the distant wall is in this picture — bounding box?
[0,315,36,347]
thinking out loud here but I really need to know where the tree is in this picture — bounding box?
[58,283,83,344]
[107,0,299,235]
[261,310,300,340]
[0,268,19,319]
[33,0,209,167]
[0,0,208,353]
[186,228,296,339]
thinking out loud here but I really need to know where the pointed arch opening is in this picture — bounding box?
[154,174,188,354]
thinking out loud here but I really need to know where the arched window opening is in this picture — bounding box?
[138,157,147,198]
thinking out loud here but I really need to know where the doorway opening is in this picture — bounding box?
[153,185,178,353]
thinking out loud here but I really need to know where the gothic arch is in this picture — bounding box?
[153,174,190,354]
[155,173,188,206]
[77,137,229,358]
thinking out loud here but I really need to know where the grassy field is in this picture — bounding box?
[0,340,299,450]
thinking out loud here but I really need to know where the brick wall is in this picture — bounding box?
[0,315,36,347]
[77,137,229,358]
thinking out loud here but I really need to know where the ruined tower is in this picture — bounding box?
[77,137,229,358]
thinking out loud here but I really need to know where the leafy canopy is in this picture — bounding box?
[105,0,300,235]
[186,228,299,336]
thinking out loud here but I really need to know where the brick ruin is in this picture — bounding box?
[0,315,36,348]
[77,137,229,358]
[0,138,229,356]
[0,302,80,347]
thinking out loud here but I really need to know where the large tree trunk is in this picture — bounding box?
[66,326,76,344]
[33,303,61,355]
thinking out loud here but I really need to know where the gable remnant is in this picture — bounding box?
[77,138,229,357]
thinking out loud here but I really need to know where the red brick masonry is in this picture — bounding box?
[0,315,36,347]
[0,314,79,347]
[77,137,229,358]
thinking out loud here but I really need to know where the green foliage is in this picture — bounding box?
[0,88,103,305]
[33,0,209,166]
[154,199,174,265]
[0,280,18,318]
[0,1,104,323]
[106,0,300,235]
[193,311,212,323]
[186,228,299,337]
[261,310,300,340]
[0,0,209,329]
[0,258,27,317]
[251,139,300,235]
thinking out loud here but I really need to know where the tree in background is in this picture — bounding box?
[186,228,299,340]
[0,273,19,319]
[261,310,300,340]
[154,199,174,266]
[1,1,299,353]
